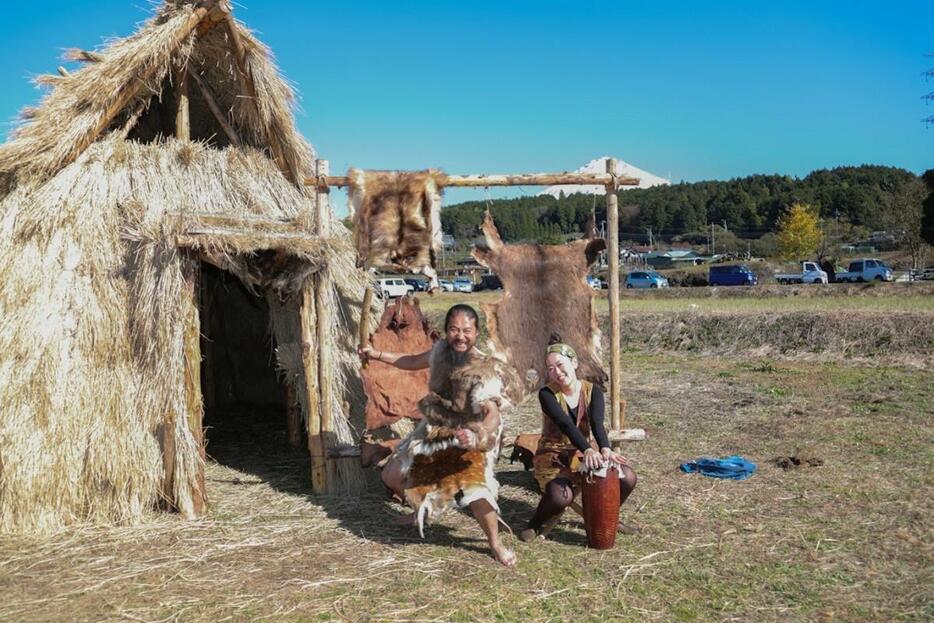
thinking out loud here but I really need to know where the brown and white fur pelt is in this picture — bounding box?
[409,341,509,458]
[394,341,513,536]
[347,168,443,289]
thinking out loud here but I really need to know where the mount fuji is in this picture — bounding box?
[538,156,670,198]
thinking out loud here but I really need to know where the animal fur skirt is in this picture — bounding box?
[397,419,503,537]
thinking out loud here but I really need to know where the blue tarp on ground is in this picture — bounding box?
[679,455,757,480]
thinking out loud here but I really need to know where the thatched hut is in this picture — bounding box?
[0,0,369,533]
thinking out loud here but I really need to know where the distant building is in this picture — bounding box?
[643,249,703,268]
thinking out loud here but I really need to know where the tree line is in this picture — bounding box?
[441,165,929,250]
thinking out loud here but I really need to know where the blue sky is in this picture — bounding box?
[1,0,931,209]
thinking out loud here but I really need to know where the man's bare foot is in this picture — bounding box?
[491,544,517,567]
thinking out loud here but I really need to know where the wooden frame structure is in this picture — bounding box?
[305,160,638,456]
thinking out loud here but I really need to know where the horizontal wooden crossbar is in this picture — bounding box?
[305,172,641,190]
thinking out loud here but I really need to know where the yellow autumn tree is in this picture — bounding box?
[776,203,822,260]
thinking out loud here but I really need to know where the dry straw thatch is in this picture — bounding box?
[0,0,371,533]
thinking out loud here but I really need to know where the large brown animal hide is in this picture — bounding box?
[361,296,436,429]
[472,211,608,400]
[348,169,443,284]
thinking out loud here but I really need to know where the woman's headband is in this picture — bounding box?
[545,343,577,360]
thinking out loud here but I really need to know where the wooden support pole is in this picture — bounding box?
[309,172,641,190]
[606,158,623,433]
[313,159,337,491]
[187,67,241,146]
[174,65,190,141]
[358,285,374,370]
[286,383,302,448]
[301,283,326,492]
[181,256,206,516]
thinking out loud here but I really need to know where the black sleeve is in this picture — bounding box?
[588,385,611,450]
[538,387,592,453]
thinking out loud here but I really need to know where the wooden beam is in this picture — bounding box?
[301,283,327,493]
[309,172,641,189]
[166,212,297,231]
[174,65,190,141]
[175,229,325,250]
[59,1,218,172]
[218,4,294,183]
[606,158,622,435]
[181,256,206,517]
[187,67,241,146]
[607,428,646,443]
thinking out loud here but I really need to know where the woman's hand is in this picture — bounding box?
[582,448,603,471]
[600,447,632,467]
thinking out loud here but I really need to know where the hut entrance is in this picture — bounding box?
[199,263,295,475]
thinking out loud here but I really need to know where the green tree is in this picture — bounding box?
[922,169,934,247]
[776,203,822,260]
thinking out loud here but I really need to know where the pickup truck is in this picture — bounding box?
[836,258,894,283]
[774,261,828,284]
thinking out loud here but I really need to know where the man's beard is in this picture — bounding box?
[446,343,472,367]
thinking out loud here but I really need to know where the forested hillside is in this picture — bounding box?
[441,165,924,246]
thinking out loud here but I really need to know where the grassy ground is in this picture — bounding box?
[1,352,931,622]
[2,289,932,621]
[417,285,934,318]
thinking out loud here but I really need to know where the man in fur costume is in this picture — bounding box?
[359,304,518,567]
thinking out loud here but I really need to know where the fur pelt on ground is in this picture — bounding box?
[347,169,443,287]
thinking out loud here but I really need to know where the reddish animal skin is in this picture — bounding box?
[361,297,436,429]
[471,212,608,399]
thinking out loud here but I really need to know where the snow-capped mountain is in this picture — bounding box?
[538,156,670,198]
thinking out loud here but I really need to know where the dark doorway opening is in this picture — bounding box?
[199,263,296,476]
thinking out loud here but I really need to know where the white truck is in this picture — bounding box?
[836,258,894,283]
[774,261,828,284]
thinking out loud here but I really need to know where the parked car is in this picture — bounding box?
[586,275,605,290]
[403,278,429,292]
[908,267,934,281]
[708,264,757,286]
[476,274,503,291]
[625,271,669,289]
[774,261,828,284]
[836,258,894,282]
[438,279,454,292]
[377,277,414,298]
[453,277,474,293]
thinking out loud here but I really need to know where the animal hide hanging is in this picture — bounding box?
[360,296,436,430]
[471,211,608,402]
[347,168,444,287]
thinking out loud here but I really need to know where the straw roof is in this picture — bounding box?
[0,1,370,533]
[0,0,313,192]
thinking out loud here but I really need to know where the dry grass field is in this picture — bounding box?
[1,288,931,622]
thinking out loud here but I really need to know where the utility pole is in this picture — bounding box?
[648,227,654,249]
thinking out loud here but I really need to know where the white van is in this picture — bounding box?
[377,277,414,298]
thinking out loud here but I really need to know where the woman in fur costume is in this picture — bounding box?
[359,304,517,567]
[519,334,639,542]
